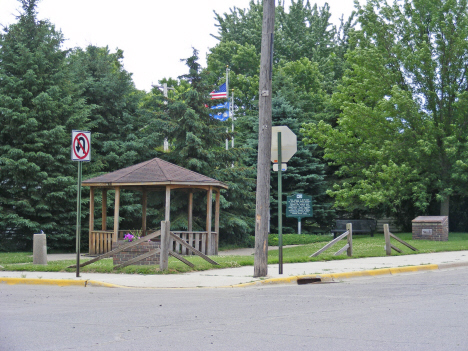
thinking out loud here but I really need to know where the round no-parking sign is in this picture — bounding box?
[71,130,91,161]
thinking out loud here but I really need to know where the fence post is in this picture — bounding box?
[384,224,391,256]
[160,221,170,271]
[346,223,353,257]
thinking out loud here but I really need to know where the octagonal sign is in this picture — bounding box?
[271,126,297,163]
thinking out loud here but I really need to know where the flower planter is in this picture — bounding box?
[112,240,161,266]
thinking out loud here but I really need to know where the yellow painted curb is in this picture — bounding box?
[0,277,87,287]
[0,263,454,289]
[389,264,438,274]
[227,264,443,288]
[86,280,127,288]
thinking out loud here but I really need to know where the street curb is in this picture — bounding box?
[0,277,124,288]
[231,263,447,287]
[0,277,88,287]
[2,262,468,289]
[86,280,127,288]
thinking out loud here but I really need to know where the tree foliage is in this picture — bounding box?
[302,0,468,227]
[157,50,256,244]
[0,0,91,250]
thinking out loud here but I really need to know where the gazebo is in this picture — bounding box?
[82,158,228,256]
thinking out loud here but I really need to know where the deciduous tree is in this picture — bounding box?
[303,0,468,225]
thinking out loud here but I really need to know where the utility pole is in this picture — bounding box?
[254,0,275,277]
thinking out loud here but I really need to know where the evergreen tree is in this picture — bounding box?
[0,0,91,250]
[159,49,256,244]
[68,45,161,173]
[67,45,164,232]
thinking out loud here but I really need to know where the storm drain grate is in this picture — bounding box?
[297,277,322,285]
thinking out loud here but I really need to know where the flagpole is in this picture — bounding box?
[226,66,229,101]
[226,66,230,150]
[231,89,234,148]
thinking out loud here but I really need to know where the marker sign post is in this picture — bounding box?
[71,131,91,277]
[286,194,313,234]
[271,126,297,275]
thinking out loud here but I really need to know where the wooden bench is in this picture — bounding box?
[331,219,377,238]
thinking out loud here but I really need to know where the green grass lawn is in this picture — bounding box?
[1,233,468,275]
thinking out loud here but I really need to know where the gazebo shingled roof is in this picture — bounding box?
[83,158,227,256]
[82,157,228,188]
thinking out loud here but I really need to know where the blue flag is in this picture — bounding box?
[211,102,229,121]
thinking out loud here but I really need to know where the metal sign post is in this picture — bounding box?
[71,130,91,277]
[271,126,297,275]
[75,161,82,277]
[277,132,283,275]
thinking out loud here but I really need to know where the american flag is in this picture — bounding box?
[210,83,227,99]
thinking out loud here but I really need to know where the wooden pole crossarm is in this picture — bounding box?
[68,230,161,268]
[170,233,219,265]
[113,248,161,269]
[391,244,403,253]
[310,231,349,257]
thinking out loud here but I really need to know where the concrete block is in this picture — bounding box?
[33,234,47,265]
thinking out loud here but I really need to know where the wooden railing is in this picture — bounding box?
[89,229,156,255]
[89,230,114,255]
[171,231,218,255]
[89,230,218,256]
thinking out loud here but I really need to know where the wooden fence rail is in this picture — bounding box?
[69,229,162,268]
[74,223,219,271]
[311,223,353,258]
[384,224,418,255]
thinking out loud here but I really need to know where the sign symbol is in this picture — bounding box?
[76,136,86,154]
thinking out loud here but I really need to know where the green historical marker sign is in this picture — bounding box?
[286,194,312,234]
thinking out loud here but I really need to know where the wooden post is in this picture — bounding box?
[165,186,171,222]
[188,190,193,255]
[346,222,353,257]
[113,187,120,242]
[165,186,171,250]
[102,189,107,231]
[254,0,275,278]
[89,187,95,255]
[384,224,391,256]
[188,190,193,232]
[142,189,147,236]
[206,186,213,255]
[160,221,170,271]
[214,189,220,255]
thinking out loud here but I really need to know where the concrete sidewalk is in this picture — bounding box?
[1,250,468,289]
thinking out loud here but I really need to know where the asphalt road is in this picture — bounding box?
[1,268,468,351]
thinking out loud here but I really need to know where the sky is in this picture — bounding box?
[0,0,359,92]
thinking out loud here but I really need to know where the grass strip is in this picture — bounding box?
[1,233,468,275]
